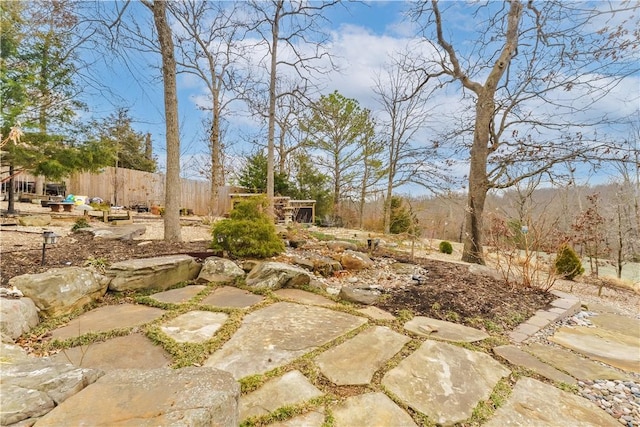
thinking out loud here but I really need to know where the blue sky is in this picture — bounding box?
[82,1,639,190]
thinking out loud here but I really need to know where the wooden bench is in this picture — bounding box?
[84,209,133,224]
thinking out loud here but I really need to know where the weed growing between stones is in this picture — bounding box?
[469,377,513,424]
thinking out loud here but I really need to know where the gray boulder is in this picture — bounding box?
[326,240,358,252]
[1,356,103,426]
[107,255,201,292]
[35,367,239,427]
[197,256,245,284]
[339,286,382,305]
[245,261,311,290]
[18,215,51,226]
[9,267,109,319]
[340,250,374,271]
[0,297,39,339]
[89,224,146,240]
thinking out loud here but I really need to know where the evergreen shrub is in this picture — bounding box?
[554,244,584,280]
[210,197,285,258]
[439,241,453,254]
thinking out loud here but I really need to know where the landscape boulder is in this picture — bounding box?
[34,367,239,427]
[89,224,146,241]
[1,354,103,426]
[293,254,342,277]
[326,240,358,252]
[245,261,311,290]
[18,215,51,227]
[9,267,109,319]
[0,297,40,339]
[197,256,245,284]
[339,285,382,305]
[106,255,201,292]
[340,250,374,271]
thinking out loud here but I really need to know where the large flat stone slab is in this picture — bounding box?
[201,286,264,308]
[549,326,640,373]
[332,392,417,427]
[204,302,367,379]
[404,316,489,342]
[590,313,640,338]
[160,310,228,343]
[51,304,165,341]
[50,334,171,370]
[315,326,409,385]
[35,367,239,427]
[526,342,629,381]
[382,340,510,426]
[150,285,207,304]
[486,377,619,427]
[239,370,323,421]
[493,345,576,385]
[274,289,336,306]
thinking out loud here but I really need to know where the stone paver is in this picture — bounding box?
[486,377,619,427]
[204,302,367,379]
[493,344,576,385]
[382,340,510,426]
[50,333,171,370]
[331,392,417,427]
[404,316,489,342]
[356,306,396,321]
[239,370,323,421]
[35,367,239,427]
[550,326,640,373]
[270,408,325,427]
[590,313,640,338]
[315,326,409,385]
[160,310,228,343]
[150,285,206,304]
[50,304,165,341]
[201,286,264,308]
[274,288,336,306]
[526,342,629,381]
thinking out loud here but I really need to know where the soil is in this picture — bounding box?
[1,228,554,333]
[372,249,554,331]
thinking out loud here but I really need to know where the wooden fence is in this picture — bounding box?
[6,167,227,216]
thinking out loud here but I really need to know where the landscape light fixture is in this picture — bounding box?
[41,231,60,266]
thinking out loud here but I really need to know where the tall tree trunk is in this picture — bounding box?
[266,2,283,219]
[383,172,394,234]
[7,164,16,214]
[209,98,222,216]
[151,0,181,242]
[461,91,492,265]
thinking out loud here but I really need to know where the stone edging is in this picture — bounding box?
[508,290,581,344]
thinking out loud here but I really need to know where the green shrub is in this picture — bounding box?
[210,197,285,258]
[439,240,453,254]
[554,244,584,280]
[71,217,90,231]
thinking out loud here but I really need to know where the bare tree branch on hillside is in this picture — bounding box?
[409,0,639,264]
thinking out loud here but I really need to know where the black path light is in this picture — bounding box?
[42,231,60,266]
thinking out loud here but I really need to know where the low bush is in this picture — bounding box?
[439,240,453,254]
[554,244,584,280]
[210,197,284,258]
[71,217,90,231]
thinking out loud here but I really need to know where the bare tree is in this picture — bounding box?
[373,56,448,234]
[241,0,340,217]
[409,1,639,264]
[141,0,181,241]
[170,1,246,216]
